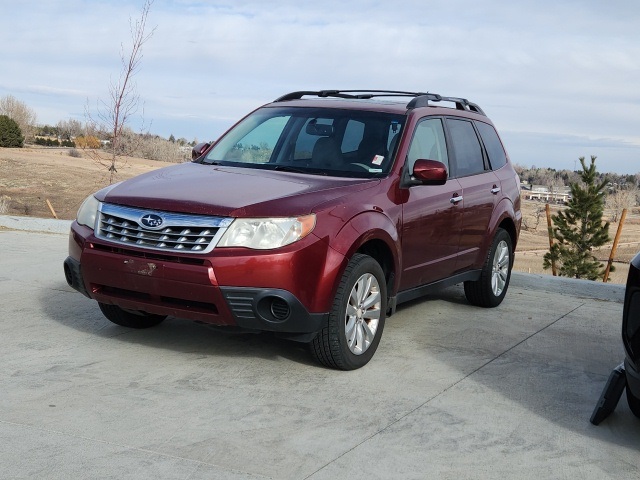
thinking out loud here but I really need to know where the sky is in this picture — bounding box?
[1,0,639,174]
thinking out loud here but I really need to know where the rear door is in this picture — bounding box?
[446,118,501,272]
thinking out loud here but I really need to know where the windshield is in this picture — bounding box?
[200,106,405,178]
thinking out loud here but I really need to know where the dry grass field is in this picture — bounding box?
[515,200,640,284]
[1,146,638,284]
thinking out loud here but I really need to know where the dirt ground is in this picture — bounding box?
[1,146,638,284]
[0,147,168,220]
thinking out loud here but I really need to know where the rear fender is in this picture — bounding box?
[481,197,519,263]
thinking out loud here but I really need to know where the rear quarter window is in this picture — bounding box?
[476,121,507,170]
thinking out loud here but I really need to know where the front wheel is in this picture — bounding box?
[464,228,513,308]
[98,303,166,329]
[310,254,387,370]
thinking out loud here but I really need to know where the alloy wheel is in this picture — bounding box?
[491,240,510,297]
[344,273,381,355]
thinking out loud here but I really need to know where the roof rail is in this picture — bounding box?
[407,95,485,115]
[274,90,485,115]
[274,90,428,102]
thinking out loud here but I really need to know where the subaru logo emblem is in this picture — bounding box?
[140,213,164,229]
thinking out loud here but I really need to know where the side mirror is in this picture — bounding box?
[411,159,448,185]
[192,142,211,160]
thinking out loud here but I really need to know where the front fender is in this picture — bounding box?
[329,210,402,296]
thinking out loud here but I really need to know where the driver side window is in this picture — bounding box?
[407,118,449,173]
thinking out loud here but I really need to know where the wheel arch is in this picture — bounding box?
[357,238,396,300]
[498,216,518,252]
[329,210,401,300]
[488,196,520,250]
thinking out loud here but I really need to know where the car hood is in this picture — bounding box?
[100,162,379,217]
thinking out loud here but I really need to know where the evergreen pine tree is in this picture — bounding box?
[0,115,24,147]
[543,156,611,280]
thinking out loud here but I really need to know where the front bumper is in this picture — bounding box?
[64,222,342,335]
[64,254,328,335]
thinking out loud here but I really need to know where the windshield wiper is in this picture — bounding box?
[273,165,307,174]
[273,165,328,176]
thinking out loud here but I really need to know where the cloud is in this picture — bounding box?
[0,0,639,173]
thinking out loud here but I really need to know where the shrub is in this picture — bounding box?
[76,135,101,149]
[0,115,24,147]
[68,148,82,158]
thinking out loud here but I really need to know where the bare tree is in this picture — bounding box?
[86,0,156,183]
[521,205,544,232]
[0,95,37,142]
[607,185,639,222]
[56,118,84,140]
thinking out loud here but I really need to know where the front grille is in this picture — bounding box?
[96,203,232,254]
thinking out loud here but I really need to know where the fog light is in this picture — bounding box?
[270,297,290,320]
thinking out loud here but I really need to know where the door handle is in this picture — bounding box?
[450,195,463,204]
[491,185,501,194]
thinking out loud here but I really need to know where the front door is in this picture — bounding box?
[400,118,463,290]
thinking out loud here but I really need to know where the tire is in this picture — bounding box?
[310,254,387,370]
[464,228,513,308]
[627,387,640,419]
[98,302,166,329]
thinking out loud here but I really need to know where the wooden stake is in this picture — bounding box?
[46,199,58,219]
[603,208,627,282]
[545,203,557,276]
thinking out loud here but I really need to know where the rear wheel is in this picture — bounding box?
[310,254,387,370]
[464,228,513,308]
[98,303,166,329]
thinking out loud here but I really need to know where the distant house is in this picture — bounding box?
[524,185,571,204]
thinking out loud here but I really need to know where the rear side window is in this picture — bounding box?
[447,119,485,177]
[476,122,507,170]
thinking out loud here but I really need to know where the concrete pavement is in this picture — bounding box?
[0,217,638,479]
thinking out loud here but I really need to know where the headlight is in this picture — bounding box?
[218,215,316,250]
[76,195,100,229]
[76,183,121,230]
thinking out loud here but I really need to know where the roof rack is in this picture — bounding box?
[273,90,485,115]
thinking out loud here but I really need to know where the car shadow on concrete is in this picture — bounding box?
[42,281,318,368]
[42,279,640,449]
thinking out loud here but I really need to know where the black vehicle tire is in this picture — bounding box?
[627,387,640,419]
[98,302,167,329]
[464,228,513,308]
[310,254,387,370]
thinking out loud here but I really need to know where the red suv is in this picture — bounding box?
[64,90,521,370]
